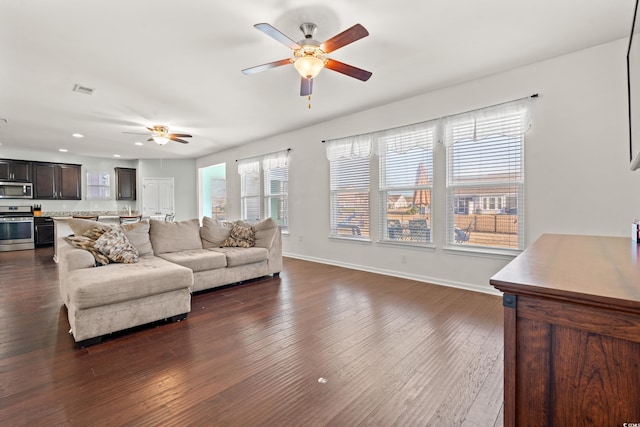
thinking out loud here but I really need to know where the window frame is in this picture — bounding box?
[86,171,110,200]
[328,154,371,241]
[238,151,289,231]
[377,124,435,246]
[444,108,527,253]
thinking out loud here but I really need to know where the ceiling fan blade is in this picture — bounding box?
[321,24,369,54]
[170,137,190,144]
[325,59,372,81]
[254,23,301,50]
[147,137,155,142]
[300,77,313,96]
[146,126,156,132]
[169,133,192,138]
[242,58,293,75]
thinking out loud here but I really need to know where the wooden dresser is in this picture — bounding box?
[490,234,640,426]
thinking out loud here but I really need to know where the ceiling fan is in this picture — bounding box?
[124,125,192,145]
[241,22,372,97]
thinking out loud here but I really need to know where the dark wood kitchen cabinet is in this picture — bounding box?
[33,162,81,200]
[0,159,31,181]
[490,234,640,427]
[115,167,136,200]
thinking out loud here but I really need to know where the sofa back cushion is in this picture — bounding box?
[253,217,279,248]
[119,220,153,257]
[149,218,202,255]
[200,216,233,248]
[67,218,111,237]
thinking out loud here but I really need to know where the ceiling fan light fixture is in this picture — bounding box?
[294,55,324,79]
[152,136,170,145]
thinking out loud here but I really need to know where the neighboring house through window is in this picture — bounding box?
[444,99,531,250]
[324,96,532,252]
[378,122,435,244]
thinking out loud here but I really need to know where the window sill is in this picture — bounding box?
[377,240,436,251]
[329,235,372,244]
[443,244,521,260]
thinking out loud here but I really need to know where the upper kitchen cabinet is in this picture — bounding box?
[0,159,31,182]
[115,167,136,200]
[33,162,81,200]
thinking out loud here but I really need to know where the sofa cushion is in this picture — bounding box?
[221,221,255,248]
[209,247,269,267]
[200,216,233,248]
[66,257,193,309]
[253,217,279,248]
[119,220,153,257]
[158,249,227,272]
[150,218,202,255]
[67,218,111,237]
[93,227,139,264]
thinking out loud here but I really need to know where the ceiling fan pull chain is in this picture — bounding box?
[308,95,311,109]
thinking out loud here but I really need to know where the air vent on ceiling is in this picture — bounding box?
[72,84,95,95]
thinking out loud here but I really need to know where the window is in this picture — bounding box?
[378,123,435,244]
[239,159,261,222]
[327,136,371,239]
[86,171,110,200]
[238,150,289,229]
[444,100,530,250]
[263,151,289,232]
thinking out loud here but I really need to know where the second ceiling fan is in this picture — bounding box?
[242,22,372,97]
[125,125,192,145]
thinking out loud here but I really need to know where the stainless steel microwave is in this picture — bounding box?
[0,182,33,199]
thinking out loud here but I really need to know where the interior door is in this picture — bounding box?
[142,178,174,219]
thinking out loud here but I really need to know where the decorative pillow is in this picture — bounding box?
[149,218,202,255]
[93,227,139,264]
[200,216,233,248]
[221,221,255,248]
[253,217,279,248]
[64,226,110,266]
[119,220,153,257]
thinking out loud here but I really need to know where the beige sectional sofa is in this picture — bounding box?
[57,216,282,346]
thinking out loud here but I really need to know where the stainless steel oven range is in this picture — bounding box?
[0,205,34,251]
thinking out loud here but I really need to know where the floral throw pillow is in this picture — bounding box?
[221,221,255,248]
[93,227,139,264]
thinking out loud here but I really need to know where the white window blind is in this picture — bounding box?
[327,137,371,239]
[263,151,289,232]
[86,171,110,200]
[445,100,530,250]
[238,159,261,222]
[238,150,289,226]
[377,123,435,244]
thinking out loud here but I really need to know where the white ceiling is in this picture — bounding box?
[0,0,635,160]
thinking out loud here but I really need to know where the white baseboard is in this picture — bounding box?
[282,252,502,297]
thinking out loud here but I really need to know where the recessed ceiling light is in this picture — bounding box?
[135,142,144,146]
[72,133,84,138]
[113,154,121,158]
[59,149,68,152]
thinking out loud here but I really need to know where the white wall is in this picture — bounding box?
[137,159,198,221]
[198,37,640,294]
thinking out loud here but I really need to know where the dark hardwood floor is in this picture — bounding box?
[0,247,504,426]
